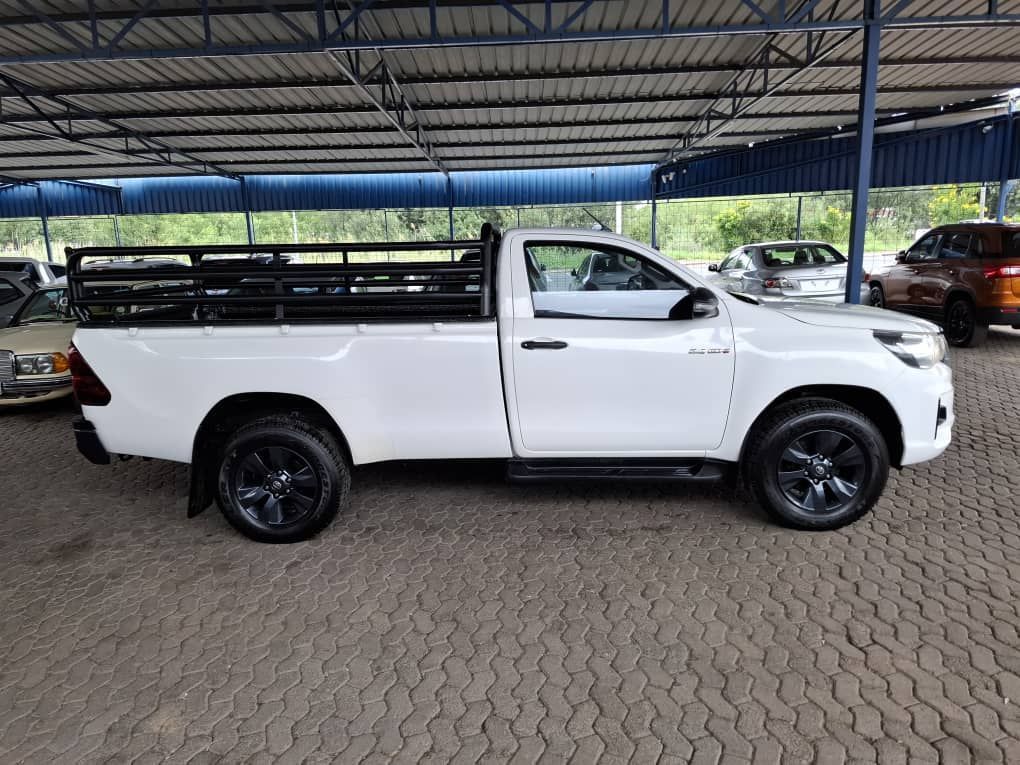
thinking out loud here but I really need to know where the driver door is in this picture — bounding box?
[506,238,735,455]
[884,232,941,309]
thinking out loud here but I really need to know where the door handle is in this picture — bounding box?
[521,339,568,350]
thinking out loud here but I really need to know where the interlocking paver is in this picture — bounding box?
[2,328,1020,762]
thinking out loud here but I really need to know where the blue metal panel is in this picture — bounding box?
[0,179,121,217]
[658,115,1017,199]
[119,176,244,214]
[246,173,449,211]
[0,166,655,219]
[452,165,653,207]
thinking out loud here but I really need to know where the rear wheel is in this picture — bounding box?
[868,284,885,308]
[945,297,987,347]
[745,398,888,530]
[216,414,350,543]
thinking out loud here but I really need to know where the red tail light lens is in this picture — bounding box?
[68,343,111,406]
[983,265,1020,279]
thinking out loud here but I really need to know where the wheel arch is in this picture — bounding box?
[187,392,352,518]
[739,385,904,470]
[943,287,976,312]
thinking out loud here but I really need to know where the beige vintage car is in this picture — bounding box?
[0,282,75,406]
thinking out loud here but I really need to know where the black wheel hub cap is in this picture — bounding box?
[947,302,970,342]
[777,429,867,515]
[233,447,319,526]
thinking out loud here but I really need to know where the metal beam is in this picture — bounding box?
[0,2,1017,64]
[844,0,881,305]
[0,113,866,145]
[0,71,237,178]
[4,84,1002,125]
[1,56,1011,100]
[664,0,862,162]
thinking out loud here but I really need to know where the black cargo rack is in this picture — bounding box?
[67,224,500,326]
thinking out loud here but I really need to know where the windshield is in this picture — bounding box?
[16,288,72,324]
[762,244,846,267]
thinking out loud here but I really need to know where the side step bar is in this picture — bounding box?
[507,458,731,482]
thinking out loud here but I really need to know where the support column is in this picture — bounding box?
[997,102,1015,222]
[844,0,881,304]
[36,184,53,262]
[795,196,803,240]
[113,215,122,246]
[239,177,255,245]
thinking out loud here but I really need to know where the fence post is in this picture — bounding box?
[113,215,122,246]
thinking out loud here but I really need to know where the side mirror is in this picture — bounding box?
[570,269,577,277]
[540,263,547,272]
[895,251,907,263]
[707,263,720,272]
[669,287,719,320]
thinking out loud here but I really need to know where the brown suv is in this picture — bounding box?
[867,223,1020,347]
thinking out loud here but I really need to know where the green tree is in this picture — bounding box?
[928,185,981,226]
[713,201,796,249]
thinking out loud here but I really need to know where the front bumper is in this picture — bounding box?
[72,416,111,465]
[898,362,954,466]
[0,374,72,404]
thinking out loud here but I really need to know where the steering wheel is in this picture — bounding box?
[626,273,649,290]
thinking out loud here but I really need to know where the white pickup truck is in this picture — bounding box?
[65,226,954,543]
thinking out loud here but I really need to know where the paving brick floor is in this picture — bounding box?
[1,329,1019,763]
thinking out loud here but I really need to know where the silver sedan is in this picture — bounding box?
[706,241,869,303]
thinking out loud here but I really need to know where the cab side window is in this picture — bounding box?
[526,243,690,320]
[906,234,941,262]
[0,278,19,306]
[938,233,972,260]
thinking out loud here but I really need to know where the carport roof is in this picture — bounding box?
[0,1,1018,181]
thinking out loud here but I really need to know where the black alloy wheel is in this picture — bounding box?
[776,430,866,515]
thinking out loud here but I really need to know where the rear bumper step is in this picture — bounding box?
[507,458,731,482]
[72,416,111,465]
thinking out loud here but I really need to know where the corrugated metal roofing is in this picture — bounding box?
[0,1,1017,182]
[0,164,655,219]
[658,115,1018,199]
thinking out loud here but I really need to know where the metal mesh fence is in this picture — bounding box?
[1,183,1016,267]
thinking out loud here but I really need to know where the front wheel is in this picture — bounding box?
[744,398,888,530]
[216,414,350,543]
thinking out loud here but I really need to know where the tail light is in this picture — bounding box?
[68,343,111,406]
[983,265,1020,279]
[763,277,793,289]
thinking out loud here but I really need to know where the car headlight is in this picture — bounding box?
[15,352,69,376]
[873,331,947,369]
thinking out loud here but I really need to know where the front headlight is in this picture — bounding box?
[14,352,69,376]
[873,331,947,369]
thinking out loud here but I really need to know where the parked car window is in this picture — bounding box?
[763,245,846,267]
[1006,232,1020,258]
[719,249,745,270]
[16,288,71,324]
[49,264,66,278]
[939,233,973,260]
[0,278,19,306]
[906,234,941,262]
[526,243,690,320]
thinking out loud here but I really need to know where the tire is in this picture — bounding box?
[868,284,885,309]
[944,297,987,347]
[744,398,889,531]
[215,414,350,543]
